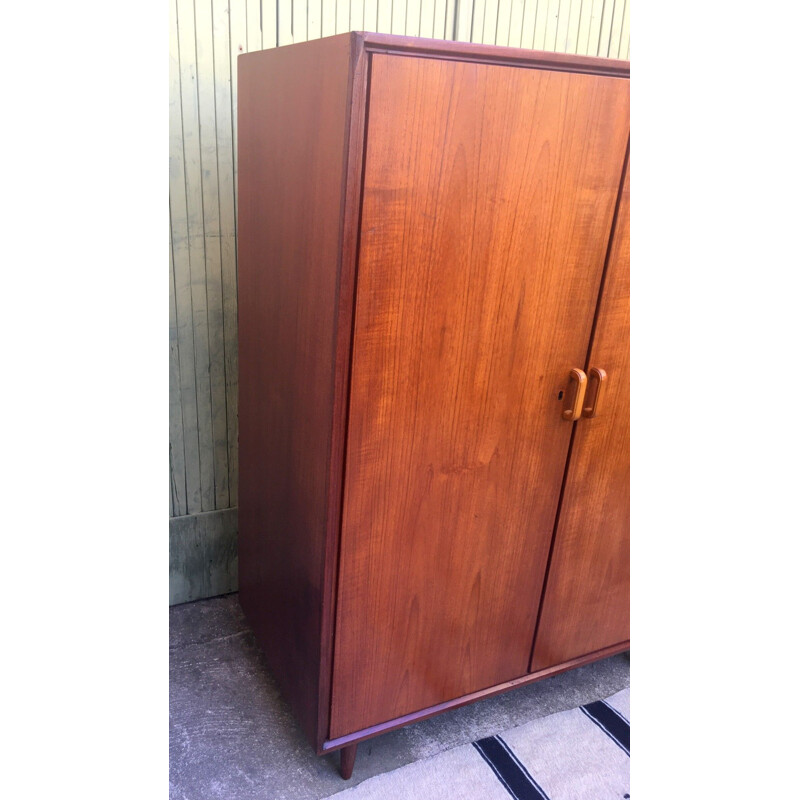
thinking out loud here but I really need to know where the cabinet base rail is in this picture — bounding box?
[321,640,629,755]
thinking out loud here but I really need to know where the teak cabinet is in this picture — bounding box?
[237,32,629,779]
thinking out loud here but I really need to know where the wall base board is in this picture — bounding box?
[169,508,238,605]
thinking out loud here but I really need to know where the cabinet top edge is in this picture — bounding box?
[355,32,629,77]
[237,32,630,78]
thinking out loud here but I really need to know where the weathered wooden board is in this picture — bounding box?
[169,508,238,605]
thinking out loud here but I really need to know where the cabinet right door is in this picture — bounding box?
[531,161,630,672]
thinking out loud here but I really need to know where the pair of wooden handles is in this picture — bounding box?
[562,367,607,422]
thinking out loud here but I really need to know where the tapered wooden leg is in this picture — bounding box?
[339,743,357,780]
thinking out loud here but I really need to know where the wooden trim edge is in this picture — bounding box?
[358,32,630,78]
[319,641,630,753]
[315,32,372,753]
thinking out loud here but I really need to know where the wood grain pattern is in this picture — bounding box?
[236,33,354,749]
[330,53,630,738]
[531,159,630,672]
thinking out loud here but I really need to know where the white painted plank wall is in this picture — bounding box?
[168,0,631,522]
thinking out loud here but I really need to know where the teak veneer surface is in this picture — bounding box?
[330,53,629,738]
[531,162,631,671]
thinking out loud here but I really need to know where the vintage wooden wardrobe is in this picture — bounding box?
[237,32,629,779]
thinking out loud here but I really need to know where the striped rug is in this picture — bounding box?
[326,688,630,800]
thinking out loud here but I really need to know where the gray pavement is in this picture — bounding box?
[169,594,630,800]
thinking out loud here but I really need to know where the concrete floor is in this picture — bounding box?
[169,593,630,800]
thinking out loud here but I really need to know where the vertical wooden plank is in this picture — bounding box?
[420,0,435,38]
[198,0,232,512]
[596,0,614,56]
[431,0,445,39]
[263,0,278,47]
[532,0,549,49]
[364,0,378,31]
[607,0,625,57]
[293,0,308,41]
[169,213,187,518]
[377,0,392,33]
[277,0,294,43]
[308,0,322,39]
[554,0,573,52]
[471,0,486,42]
[454,0,475,41]
[246,0,262,49]
[170,1,203,518]
[543,0,560,50]
[495,0,512,46]
[176,0,216,513]
[195,0,230,510]
[444,0,457,39]
[230,0,246,512]
[563,0,582,53]
[405,0,422,36]
[507,0,525,47]
[392,0,407,34]
[214,0,240,508]
[341,0,355,32]
[585,0,604,55]
[575,0,592,55]
[482,0,499,44]
[350,0,364,31]
[322,0,336,35]
[231,0,247,239]
[519,0,537,48]
[617,0,630,59]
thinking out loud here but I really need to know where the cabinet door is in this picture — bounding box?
[531,162,630,672]
[330,54,630,738]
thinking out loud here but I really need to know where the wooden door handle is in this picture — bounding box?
[562,368,587,421]
[582,367,607,418]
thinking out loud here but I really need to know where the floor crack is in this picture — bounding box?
[169,629,250,651]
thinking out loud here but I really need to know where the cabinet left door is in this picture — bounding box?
[330,53,630,739]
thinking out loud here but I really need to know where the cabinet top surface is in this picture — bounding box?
[239,31,630,78]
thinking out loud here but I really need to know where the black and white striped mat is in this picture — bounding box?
[327,688,630,800]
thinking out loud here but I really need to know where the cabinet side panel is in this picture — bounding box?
[532,160,630,671]
[237,34,352,748]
